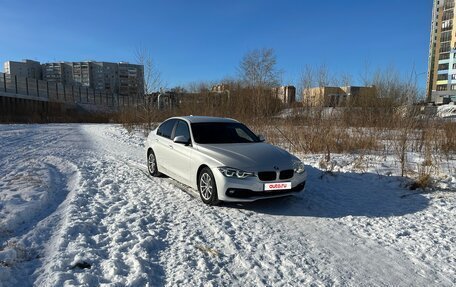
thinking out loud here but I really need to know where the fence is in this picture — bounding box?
[0,72,144,108]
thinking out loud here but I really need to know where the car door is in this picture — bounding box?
[167,120,193,185]
[154,119,177,175]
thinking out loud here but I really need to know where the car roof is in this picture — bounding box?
[171,116,239,124]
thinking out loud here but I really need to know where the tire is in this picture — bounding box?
[147,149,160,177]
[198,167,219,205]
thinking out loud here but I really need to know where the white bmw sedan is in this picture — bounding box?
[145,116,307,205]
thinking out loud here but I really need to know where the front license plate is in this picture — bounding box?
[264,182,292,191]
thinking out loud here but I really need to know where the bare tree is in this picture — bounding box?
[298,65,316,107]
[371,66,418,105]
[134,46,163,130]
[359,59,373,86]
[135,46,162,95]
[299,64,333,107]
[186,81,212,93]
[299,65,314,89]
[238,48,281,88]
[339,72,353,88]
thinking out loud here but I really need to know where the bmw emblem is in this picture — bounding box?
[273,166,280,170]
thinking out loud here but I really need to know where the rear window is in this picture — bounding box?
[157,119,177,139]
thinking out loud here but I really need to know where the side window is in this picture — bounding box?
[235,127,252,142]
[157,119,177,139]
[174,120,191,141]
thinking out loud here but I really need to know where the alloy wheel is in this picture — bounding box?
[148,152,157,176]
[199,172,213,200]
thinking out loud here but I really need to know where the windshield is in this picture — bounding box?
[191,122,261,144]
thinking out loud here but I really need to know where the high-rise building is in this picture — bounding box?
[4,59,42,79]
[427,0,456,104]
[5,60,145,98]
[118,62,144,97]
[91,62,119,94]
[70,62,91,87]
[42,62,67,84]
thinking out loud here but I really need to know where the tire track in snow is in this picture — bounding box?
[35,151,174,286]
[6,160,75,238]
[0,126,76,170]
[0,157,81,286]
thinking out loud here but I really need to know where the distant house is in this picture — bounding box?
[302,86,377,107]
[272,86,296,104]
[211,83,296,104]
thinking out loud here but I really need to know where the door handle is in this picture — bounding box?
[168,144,173,149]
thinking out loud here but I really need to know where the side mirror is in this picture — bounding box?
[257,134,266,142]
[173,135,190,145]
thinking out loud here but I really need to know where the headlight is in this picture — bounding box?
[218,167,255,179]
[293,160,305,174]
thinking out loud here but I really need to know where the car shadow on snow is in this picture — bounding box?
[223,165,430,218]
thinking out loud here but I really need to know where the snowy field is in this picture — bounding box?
[0,124,454,286]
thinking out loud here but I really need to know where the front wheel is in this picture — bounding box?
[147,150,160,177]
[198,167,219,205]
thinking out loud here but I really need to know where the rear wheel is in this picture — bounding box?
[198,167,219,205]
[147,150,160,177]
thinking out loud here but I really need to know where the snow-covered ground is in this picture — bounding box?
[0,124,454,286]
[437,102,456,119]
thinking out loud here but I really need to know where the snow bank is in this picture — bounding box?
[437,103,456,118]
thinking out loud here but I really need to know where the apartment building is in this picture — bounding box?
[91,62,119,94]
[427,0,456,104]
[70,62,91,87]
[62,61,143,97]
[118,62,144,97]
[4,59,42,79]
[4,59,144,98]
[42,62,68,84]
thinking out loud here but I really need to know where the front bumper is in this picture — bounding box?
[212,168,307,202]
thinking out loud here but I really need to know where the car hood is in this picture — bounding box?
[196,142,295,171]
